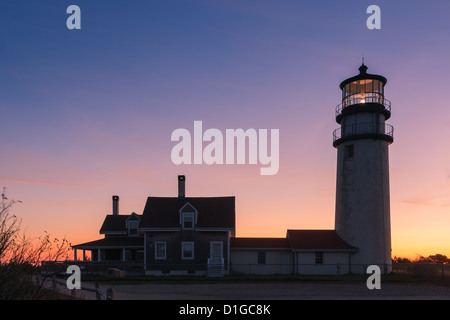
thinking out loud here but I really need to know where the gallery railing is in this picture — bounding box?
[336,93,391,118]
[333,123,394,145]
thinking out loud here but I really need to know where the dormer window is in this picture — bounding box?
[126,213,140,237]
[183,212,194,229]
[128,220,139,236]
[179,203,198,230]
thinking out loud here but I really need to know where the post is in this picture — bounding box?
[52,274,56,291]
[95,282,101,300]
[336,263,340,281]
[106,288,114,300]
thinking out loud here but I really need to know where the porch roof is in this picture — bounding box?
[72,237,144,249]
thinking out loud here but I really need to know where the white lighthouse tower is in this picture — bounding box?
[333,64,393,273]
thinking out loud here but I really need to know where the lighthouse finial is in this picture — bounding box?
[359,54,368,74]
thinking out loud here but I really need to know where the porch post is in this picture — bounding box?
[82,249,86,261]
[98,248,101,261]
[144,234,147,271]
[74,249,77,261]
[227,234,231,272]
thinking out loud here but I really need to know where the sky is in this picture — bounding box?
[1,0,450,260]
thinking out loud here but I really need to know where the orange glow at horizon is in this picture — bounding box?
[5,164,449,263]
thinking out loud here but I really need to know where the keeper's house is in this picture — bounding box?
[73,176,235,277]
[72,175,356,276]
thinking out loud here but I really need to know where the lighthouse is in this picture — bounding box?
[333,64,393,273]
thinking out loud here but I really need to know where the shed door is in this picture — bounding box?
[280,252,291,274]
[210,241,223,264]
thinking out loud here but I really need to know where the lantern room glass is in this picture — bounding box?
[342,79,384,107]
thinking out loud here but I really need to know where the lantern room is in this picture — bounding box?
[340,64,387,106]
[335,64,391,124]
[333,63,394,147]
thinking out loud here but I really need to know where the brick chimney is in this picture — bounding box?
[112,195,119,215]
[178,175,185,198]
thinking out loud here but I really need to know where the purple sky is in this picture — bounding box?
[1,1,450,258]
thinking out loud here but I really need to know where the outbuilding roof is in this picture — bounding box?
[230,230,357,251]
[230,237,290,249]
[287,230,357,251]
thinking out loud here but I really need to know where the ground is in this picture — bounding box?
[68,281,450,300]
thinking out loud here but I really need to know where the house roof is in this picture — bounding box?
[100,213,142,234]
[230,237,290,249]
[230,230,357,251]
[72,237,144,249]
[287,230,357,251]
[139,197,235,230]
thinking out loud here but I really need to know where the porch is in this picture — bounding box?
[70,237,145,275]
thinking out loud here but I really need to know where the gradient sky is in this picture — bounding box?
[1,0,450,259]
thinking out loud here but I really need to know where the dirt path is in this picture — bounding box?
[76,282,450,300]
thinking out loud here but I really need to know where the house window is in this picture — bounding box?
[315,252,323,264]
[257,252,266,264]
[182,213,194,230]
[155,242,166,260]
[182,242,194,260]
[345,144,354,159]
